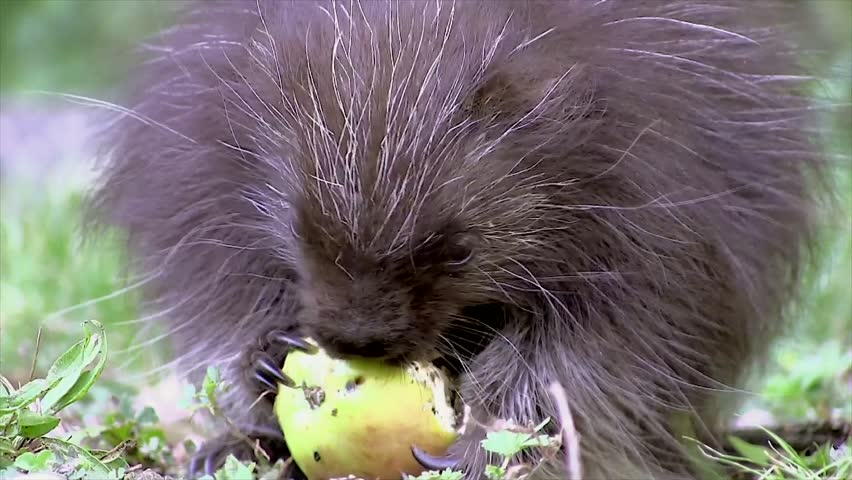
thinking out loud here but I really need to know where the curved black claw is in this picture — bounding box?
[411,445,461,472]
[267,330,319,354]
[248,331,317,396]
[253,350,296,391]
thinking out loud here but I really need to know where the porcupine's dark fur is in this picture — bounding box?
[86,1,832,478]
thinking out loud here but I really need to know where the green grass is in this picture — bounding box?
[0,321,201,479]
[695,428,852,480]
[0,177,171,385]
[0,0,171,96]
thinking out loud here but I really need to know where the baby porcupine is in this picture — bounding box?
[86,1,832,478]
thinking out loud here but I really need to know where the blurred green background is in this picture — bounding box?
[0,0,850,435]
[1,0,173,95]
[1,0,177,383]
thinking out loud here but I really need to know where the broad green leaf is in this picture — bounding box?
[17,410,60,438]
[39,338,88,412]
[215,455,256,480]
[13,450,55,472]
[726,436,770,467]
[41,436,113,476]
[0,379,50,414]
[43,321,107,413]
[77,322,106,368]
[480,430,550,458]
[43,332,87,382]
[51,353,106,413]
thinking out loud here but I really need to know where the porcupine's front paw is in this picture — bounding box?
[245,330,318,398]
[187,330,315,480]
[187,332,317,479]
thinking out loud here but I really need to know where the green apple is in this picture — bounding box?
[273,339,461,480]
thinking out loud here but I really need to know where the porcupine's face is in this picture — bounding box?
[277,3,526,364]
[294,213,483,362]
[248,1,576,364]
